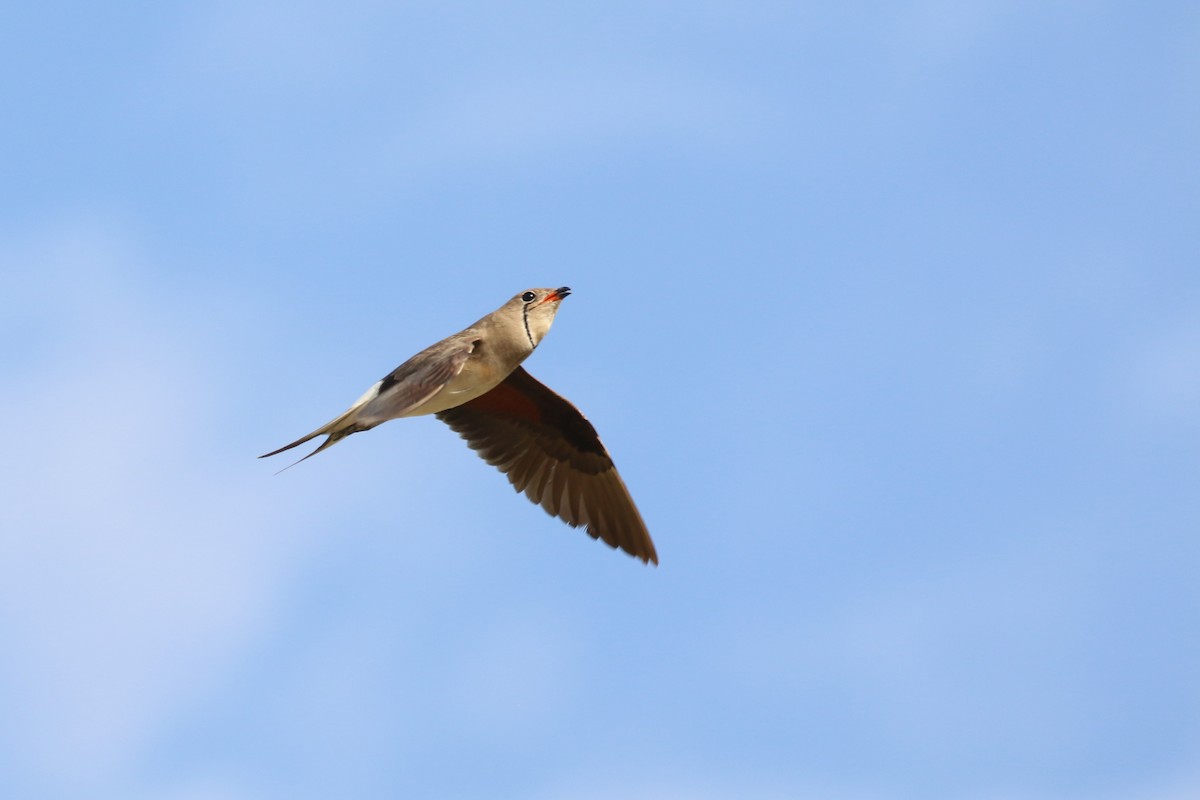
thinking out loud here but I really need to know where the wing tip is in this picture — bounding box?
[621,538,660,566]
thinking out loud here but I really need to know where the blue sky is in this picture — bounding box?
[2,2,1198,798]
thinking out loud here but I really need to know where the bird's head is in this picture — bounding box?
[511,286,571,348]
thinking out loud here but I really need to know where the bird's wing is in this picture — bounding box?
[436,366,657,564]
[260,338,477,462]
[367,337,478,418]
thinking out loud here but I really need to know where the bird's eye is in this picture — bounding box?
[521,291,536,302]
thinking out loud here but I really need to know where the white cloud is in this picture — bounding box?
[887,0,1021,68]
[531,775,885,800]
[1112,768,1200,800]
[368,70,772,183]
[167,0,377,90]
[0,219,310,793]
[149,785,263,800]
[1123,314,1200,432]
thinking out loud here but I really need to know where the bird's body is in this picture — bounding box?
[260,287,657,564]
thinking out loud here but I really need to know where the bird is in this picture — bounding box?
[260,287,657,565]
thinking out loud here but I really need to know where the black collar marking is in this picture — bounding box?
[522,304,535,347]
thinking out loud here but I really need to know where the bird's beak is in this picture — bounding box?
[542,286,571,304]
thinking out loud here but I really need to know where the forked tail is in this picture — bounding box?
[259,411,366,472]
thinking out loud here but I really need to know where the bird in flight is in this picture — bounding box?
[260,287,657,564]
